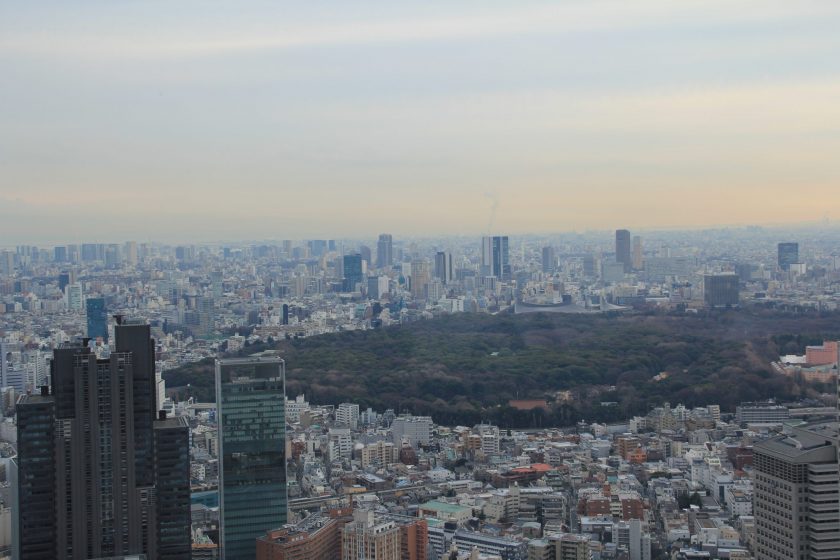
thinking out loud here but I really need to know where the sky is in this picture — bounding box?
[1,1,840,243]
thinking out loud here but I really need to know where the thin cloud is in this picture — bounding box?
[2,1,838,59]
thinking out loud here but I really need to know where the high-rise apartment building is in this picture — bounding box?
[16,320,191,560]
[753,422,839,560]
[615,230,632,273]
[342,510,401,560]
[778,242,800,271]
[481,236,510,280]
[216,354,287,560]
[703,274,740,308]
[377,234,393,268]
[86,297,108,341]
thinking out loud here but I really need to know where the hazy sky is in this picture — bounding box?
[2,1,840,243]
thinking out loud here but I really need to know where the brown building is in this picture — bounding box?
[256,509,352,560]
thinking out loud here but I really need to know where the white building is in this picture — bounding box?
[336,403,360,429]
[391,415,433,447]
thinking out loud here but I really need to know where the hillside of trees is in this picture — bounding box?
[163,309,840,427]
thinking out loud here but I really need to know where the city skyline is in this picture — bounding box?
[2,1,840,242]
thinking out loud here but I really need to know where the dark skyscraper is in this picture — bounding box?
[777,242,799,270]
[704,274,740,307]
[86,297,108,341]
[342,253,363,292]
[615,229,632,272]
[216,355,287,560]
[481,236,510,280]
[377,234,393,268]
[58,271,71,293]
[53,245,67,262]
[16,390,56,560]
[16,321,191,560]
[434,251,453,284]
[542,246,556,273]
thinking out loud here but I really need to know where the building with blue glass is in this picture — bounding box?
[86,297,108,341]
[216,354,287,560]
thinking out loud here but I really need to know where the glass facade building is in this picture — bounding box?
[86,297,108,341]
[216,354,287,560]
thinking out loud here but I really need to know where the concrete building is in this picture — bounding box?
[391,416,432,447]
[735,402,790,425]
[341,510,401,560]
[753,422,839,560]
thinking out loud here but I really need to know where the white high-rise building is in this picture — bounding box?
[336,403,360,429]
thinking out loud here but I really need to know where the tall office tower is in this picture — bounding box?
[481,236,510,280]
[308,239,327,258]
[778,242,800,271]
[58,271,71,292]
[359,245,372,267]
[216,355,287,560]
[154,413,192,560]
[434,251,453,284]
[632,236,643,270]
[410,259,431,299]
[125,241,138,265]
[754,422,839,560]
[15,389,56,560]
[54,245,67,262]
[615,229,632,272]
[86,297,108,341]
[0,251,15,275]
[17,321,191,560]
[81,243,98,262]
[377,234,393,268]
[583,254,596,278]
[542,246,556,274]
[342,254,363,292]
[703,274,740,308]
[367,276,389,300]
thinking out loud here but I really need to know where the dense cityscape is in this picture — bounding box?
[5,1,840,559]
[1,227,840,559]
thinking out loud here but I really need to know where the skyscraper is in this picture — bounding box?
[15,389,56,560]
[481,236,510,280]
[541,246,555,274]
[434,251,453,284]
[216,355,287,560]
[86,297,108,341]
[410,259,431,299]
[703,274,740,308]
[632,235,643,270]
[377,234,393,268]
[16,321,191,560]
[342,253,363,292]
[778,242,799,271]
[615,229,632,272]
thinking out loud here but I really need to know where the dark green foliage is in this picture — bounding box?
[162,310,840,428]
